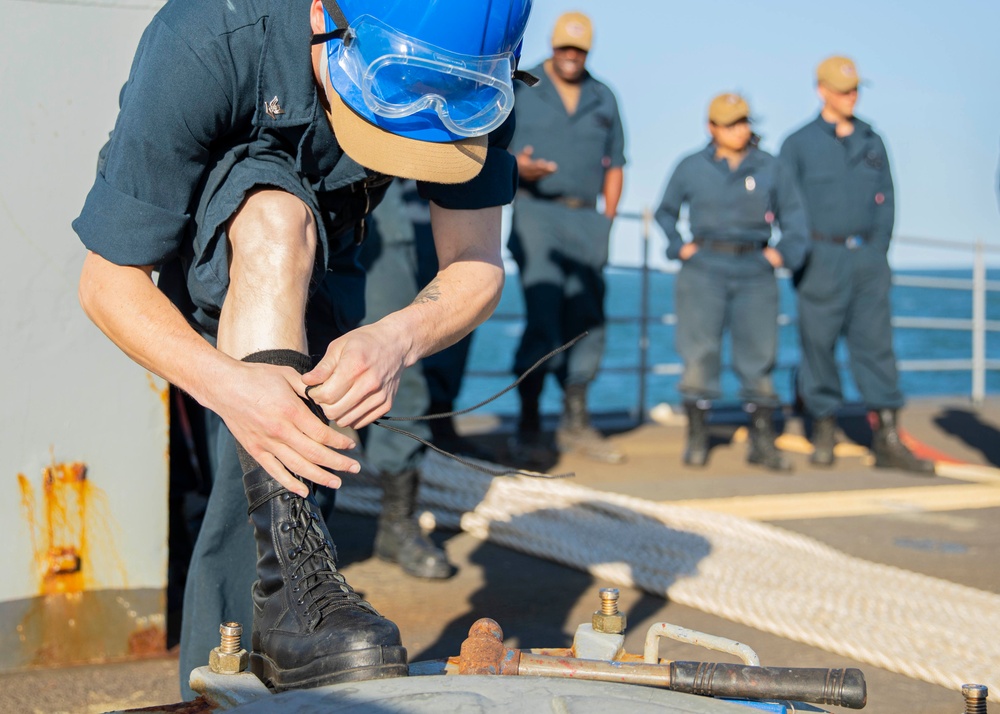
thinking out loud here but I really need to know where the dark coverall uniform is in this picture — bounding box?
[507,62,626,390]
[655,144,809,407]
[71,0,516,698]
[779,116,903,418]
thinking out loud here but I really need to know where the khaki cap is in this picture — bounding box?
[325,78,487,185]
[817,55,861,92]
[708,93,751,126]
[551,11,592,51]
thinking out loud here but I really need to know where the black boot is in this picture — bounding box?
[556,383,626,464]
[746,405,792,472]
[870,409,935,474]
[243,466,407,691]
[809,415,837,467]
[682,401,709,467]
[374,469,453,579]
[428,401,493,461]
[507,371,553,466]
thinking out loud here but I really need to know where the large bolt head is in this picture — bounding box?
[209,646,249,674]
[592,611,627,634]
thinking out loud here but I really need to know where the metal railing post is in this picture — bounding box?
[972,238,986,405]
[637,207,652,423]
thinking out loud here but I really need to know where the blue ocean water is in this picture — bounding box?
[456,268,1000,417]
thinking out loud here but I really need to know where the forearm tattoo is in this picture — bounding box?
[413,277,442,305]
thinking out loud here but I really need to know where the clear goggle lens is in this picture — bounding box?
[331,15,515,138]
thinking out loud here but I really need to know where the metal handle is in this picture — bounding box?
[669,661,867,710]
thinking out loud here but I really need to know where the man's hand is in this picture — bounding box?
[208,361,361,497]
[301,323,408,430]
[516,146,558,182]
[679,242,699,261]
[763,247,784,269]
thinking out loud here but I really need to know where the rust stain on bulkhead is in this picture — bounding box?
[15,458,164,666]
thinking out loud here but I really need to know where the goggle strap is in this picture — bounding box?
[320,0,349,30]
[513,69,539,87]
[310,28,346,45]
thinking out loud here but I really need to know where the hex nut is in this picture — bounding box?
[592,611,627,635]
[209,646,249,674]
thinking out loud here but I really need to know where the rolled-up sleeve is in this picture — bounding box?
[605,92,627,169]
[72,17,233,266]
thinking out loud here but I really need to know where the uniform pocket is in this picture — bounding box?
[795,244,846,301]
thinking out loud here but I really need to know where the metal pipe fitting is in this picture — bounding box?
[962,684,989,714]
[209,621,249,674]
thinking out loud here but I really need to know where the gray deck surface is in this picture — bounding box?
[2,397,996,714]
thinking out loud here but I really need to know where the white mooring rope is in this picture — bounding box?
[337,450,1000,694]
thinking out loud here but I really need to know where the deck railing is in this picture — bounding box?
[470,209,1000,420]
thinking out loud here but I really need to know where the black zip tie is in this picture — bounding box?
[370,333,588,480]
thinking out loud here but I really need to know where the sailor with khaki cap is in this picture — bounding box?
[779,56,934,474]
[73,0,536,698]
[506,10,628,466]
[655,93,808,471]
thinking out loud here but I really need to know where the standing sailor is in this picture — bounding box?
[507,11,628,465]
[780,56,933,473]
[656,93,808,470]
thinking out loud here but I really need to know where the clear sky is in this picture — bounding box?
[4,0,998,270]
[515,0,1000,269]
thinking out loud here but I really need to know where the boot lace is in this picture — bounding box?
[284,493,366,619]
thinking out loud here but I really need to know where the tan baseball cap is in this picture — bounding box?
[551,11,592,51]
[708,93,751,126]
[324,77,487,185]
[817,55,861,92]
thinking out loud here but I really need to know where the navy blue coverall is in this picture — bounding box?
[72,0,516,698]
[779,115,904,418]
[655,144,809,406]
[507,62,626,388]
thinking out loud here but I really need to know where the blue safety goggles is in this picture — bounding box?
[322,14,516,140]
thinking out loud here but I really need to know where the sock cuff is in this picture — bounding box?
[241,349,313,375]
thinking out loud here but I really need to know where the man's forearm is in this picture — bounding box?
[379,203,504,368]
[603,167,624,219]
[78,251,234,408]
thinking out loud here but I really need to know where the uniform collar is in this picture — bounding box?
[530,61,602,114]
[701,142,762,173]
[812,113,873,139]
[254,0,320,127]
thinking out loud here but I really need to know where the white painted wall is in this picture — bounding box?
[1,0,168,600]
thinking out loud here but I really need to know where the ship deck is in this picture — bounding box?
[2,396,998,714]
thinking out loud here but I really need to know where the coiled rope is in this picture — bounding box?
[337,450,1000,694]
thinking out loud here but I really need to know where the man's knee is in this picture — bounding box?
[229,190,317,281]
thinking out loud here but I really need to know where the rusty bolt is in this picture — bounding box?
[961,684,988,714]
[209,621,248,674]
[592,588,627,634]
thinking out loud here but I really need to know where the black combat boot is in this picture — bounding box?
[870,409,935,474]
[428,401,493,460]
[809,415,837,467]
[682,401,709,467]
[243,466,407,692]
[374,469,453,579]
[507,371,553,466]
[746,404,792,472]
[555,383,626,464]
